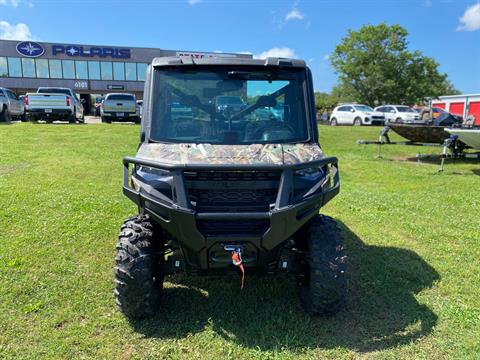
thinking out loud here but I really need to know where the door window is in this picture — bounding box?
[7,90,18,100]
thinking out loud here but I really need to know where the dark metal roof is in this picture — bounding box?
[151,56,306,68]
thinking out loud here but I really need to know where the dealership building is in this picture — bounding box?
[0,39,251,113]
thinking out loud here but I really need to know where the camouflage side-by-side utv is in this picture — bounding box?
[115,56,346,318]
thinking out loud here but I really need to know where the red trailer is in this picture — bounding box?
[431,94,480,125]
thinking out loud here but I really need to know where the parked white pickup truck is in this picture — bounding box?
[100,93,140,123]
[25,87,84,123]
[0,87,26,122]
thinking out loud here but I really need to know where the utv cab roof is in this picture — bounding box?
[151,56,306,68]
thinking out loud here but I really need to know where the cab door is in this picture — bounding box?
[6,90,20,115]
[383,106,394,122]
[336,106,349,124]
[344,105,356,124]
[376,106,386,120]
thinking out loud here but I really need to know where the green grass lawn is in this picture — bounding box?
[0,123,479,359]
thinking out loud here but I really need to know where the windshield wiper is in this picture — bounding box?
[230,83,290,121]
[168,85,226,122]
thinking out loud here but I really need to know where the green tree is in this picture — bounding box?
[314,92,339,114]
[330,23,459,105]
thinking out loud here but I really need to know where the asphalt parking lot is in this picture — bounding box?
[24,116,139,125]
[84,115,101,124]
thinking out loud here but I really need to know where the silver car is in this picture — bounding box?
[0,87,25,122]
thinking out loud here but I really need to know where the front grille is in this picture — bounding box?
[190,189,278,212]
[185,170,281,237]
[372,116,385,119]
[185,170,281,212]
[197,219,270,237]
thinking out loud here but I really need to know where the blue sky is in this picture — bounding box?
[1,0,479,93]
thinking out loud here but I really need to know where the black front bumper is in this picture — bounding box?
[122,157,340,273]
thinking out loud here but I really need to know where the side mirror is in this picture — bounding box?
[81,99,86,104]
[390,109,395,113]
[350,108,355,112]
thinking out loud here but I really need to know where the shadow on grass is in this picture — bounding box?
[393,155,480,168]
[130,222,439,353]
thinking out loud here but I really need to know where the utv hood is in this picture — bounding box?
[136,143,324,165]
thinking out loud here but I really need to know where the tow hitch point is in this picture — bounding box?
[224,244,245,289]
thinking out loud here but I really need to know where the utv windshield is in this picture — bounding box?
[150,67,310,144]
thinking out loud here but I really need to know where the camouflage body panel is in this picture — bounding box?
[136,143,324,165]
[389,124,449,144]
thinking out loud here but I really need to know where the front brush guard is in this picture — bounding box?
[122,156,340,272]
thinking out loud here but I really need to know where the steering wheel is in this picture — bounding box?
[251,122,296,140]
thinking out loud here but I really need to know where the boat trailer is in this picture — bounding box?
[357,126,480,172]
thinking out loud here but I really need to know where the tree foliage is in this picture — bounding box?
[330,23,459,105]
[314,92,339,114]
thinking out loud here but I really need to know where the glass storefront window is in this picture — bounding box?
[22,58,36,78]
[49,60,62,79]
[113,62,125,81]
[36,59,49,78]
[137,63,147,81]
[88,61,100,80]
[125,62,136,81]
[7,57,22,77]
[0,57,7,77]
[75,61,88,79]
[101,62,113,80]
[62,60,75,79]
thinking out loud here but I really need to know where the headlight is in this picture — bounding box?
[133,166,173,199]
[293,166,327,200]
[295,167,324,179]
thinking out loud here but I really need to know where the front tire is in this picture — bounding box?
[69,109,76,124]
[0,107,11,122]
[353,117,362,126]
[114,215,164,319]
[331,118,338,126]
[296,215,347,315]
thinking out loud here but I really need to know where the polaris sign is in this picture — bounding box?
[52,45,131,59]
[16,41,45,58]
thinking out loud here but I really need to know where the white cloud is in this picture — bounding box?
[285,8,304,21]
[457,3,480,31]
[255,47,296,59]
[0,21,34,40]
[323,54,330,61]
[0,0,33,6]
[187,0,201,5]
